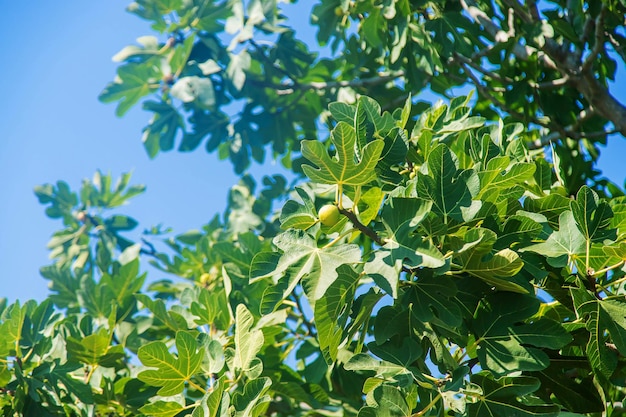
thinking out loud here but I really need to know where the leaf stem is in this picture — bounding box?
[322,228,357,249]
[337,184,344,209]
[593,260,625,278]
[85,365,98,384]
[595,264,626,294]
[188,378,207,394]
[353,185,362,208]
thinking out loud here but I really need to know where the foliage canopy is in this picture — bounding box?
[3,1,626,417]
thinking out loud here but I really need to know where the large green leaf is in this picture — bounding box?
[0,300,31,357]
[409,276,462,327]
[375,127,408,187]
[99,61,161,116]
[416,143,478,222]
[231,377,272,417]
[279,186,318,230]
[345,353,415,384]
[232,304,264,373]
[359,384,411,417]
[523,194,572,227]
[250,230,362,301]
[533,363,603,413]
[314,265,360,363]
[468,374,559,417]
[138,331,203,396]
[473,293,572,376]
[570,185,614,242]
[523,210,586,263]
[66,327,123,367]
[141,101,184,158]
[192,377,230,417]
[135,294,188,331]
[301,122,384,189]
[100,258,146,312]
[365,198,445,297]
[571,288,626,377]
[453,228,527,293]
[357,96,395,138]
[477,156,535,196]
[191,286,231,331]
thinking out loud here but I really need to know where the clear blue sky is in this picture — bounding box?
[1,2,625,303]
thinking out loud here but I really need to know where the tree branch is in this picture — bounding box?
[529,76,570,90]
[527,0,541,22]
[460,0,557,69]
[581,5,606,72]
[461,0,626,137]
[338,207,384,246]
[451,53,514,84]
[291,291,317,337]
[457,59,561,132]
[528,129,617,150]
[267,71,405,95]
[248,39,297,84]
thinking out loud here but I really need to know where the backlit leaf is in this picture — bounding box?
[301,122,384,188]
[138,331,203,396]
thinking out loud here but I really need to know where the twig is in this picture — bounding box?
[382,93,411,112]
[462,0,561,70]
[529,76,570,89]
[291,292,317,337]
[458,60,559,131]
[581,5,606,72]
[528,0,541,21]
[529,132,559,149]
[606,31,626,59]
[529,128,616,150]
[580,14,595,49]
[248,38,296,83]
[501,0,532,24]
[267,71,405,95]
[451,53,514,84]
[468,42,499,61]
[338,207,384,246]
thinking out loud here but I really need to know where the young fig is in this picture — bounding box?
[318,204,341,226]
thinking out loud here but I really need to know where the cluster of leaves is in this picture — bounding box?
[4,93,626,416]
[100,0,625,193]
[3,0,626,416]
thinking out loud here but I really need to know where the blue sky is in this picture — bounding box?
[1,2,625,303]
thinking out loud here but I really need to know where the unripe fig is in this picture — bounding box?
[319,204,341,226]
[76,211,87,222]
[199,272,210,286]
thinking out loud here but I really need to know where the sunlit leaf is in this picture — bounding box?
[138,331,203,396]
[301,122,384,188]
